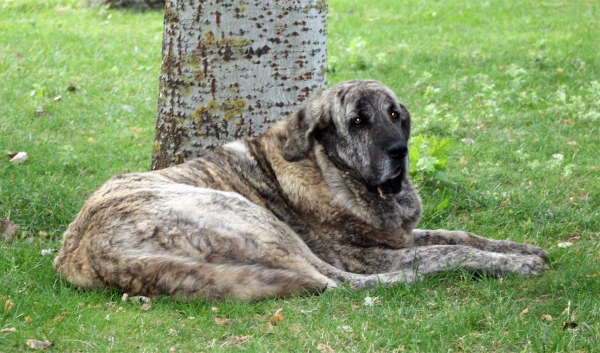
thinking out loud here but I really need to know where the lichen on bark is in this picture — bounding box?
[152,0,327,170]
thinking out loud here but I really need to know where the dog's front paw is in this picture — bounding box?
[512,254,548,276]
[497,240,548,260]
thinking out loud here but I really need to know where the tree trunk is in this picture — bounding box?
[152,0,327,170]
[89,0,165,10]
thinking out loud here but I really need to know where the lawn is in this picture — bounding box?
[1,0,599,351]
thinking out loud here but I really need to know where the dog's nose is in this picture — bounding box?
[386,141,408,160]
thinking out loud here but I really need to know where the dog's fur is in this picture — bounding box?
[54,80,547,301]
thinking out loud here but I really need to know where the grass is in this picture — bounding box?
[1,0,599,351]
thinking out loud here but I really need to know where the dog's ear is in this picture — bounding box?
[283,100,329,162]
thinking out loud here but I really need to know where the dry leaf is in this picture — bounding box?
[519,308,529,318]
[169,328,178,335]
[556,67,564,73]
[552,153,564,159]
[168,347,176,353]
[115,306,124,314]
[4,299,14,311]
[9,152,28,164]
[210,306,219,312]
[214,317,230,325]
[260,322,273,332]
[140,303,151,311]
[25,316,32,323]
[1,219,19,241]
[461,137,475,144]
[233,335,250,344]
[1,327,17,333]
[53,96,62,101]
[580,193,589,201]
[53,316,64,323]
[339,325,353,332]
[562,321,578,330]
[363,296,380,306]
[272,308,284,323]
[557,242,573,248]
[541,314,554,322]
[40,249,55,256]
[26,340,54,350]
[317,343,336,353]
[460,157,468,165]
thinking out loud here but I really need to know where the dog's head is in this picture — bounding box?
[283,80,411,195]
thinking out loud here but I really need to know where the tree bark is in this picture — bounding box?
[152,0,327,170]
[89,0,165,10]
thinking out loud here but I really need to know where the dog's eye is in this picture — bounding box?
[391,111,399,119]
[352,117,363,125]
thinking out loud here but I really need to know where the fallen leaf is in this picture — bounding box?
[40,249,55,256]
[558,242,573,248]
[271,308,284,323]
[363,296,380,306]
[233,335,250,344]
[25,340,54,350]
[580,193,589,201]
[0,219,19,241]
[556,67,564,73]
[214,317,230,325]
[519,308,529,318]
[339,325,353,332]
[53,316,64,323]
[541,314,554,322]
[9,152,28,164]
[461,137,475,144]
[1,327,17,333]
[53,96,62,101]
[210,306,219,312]
[115,306,124,314]
[562,321,578,330]
[169,328,178,335]
[88,137,95,143]
[317,343,336,353]
[140,303,151,311]
[168,347,176,353]
[4,299,14,311]
[16,53,24,61]
[260,322,273,332]
[25,316,32,323]
[460,157,468,165]
[552,153,564,159]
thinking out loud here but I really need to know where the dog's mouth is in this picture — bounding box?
[372,166,405,199]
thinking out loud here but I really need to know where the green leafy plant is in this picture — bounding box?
[408,134,451,184]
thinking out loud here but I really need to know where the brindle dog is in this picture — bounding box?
[54,80,547,301]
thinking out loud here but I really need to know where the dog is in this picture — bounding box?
[54,80,547,301]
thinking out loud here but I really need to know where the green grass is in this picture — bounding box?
[1,0,599,351]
